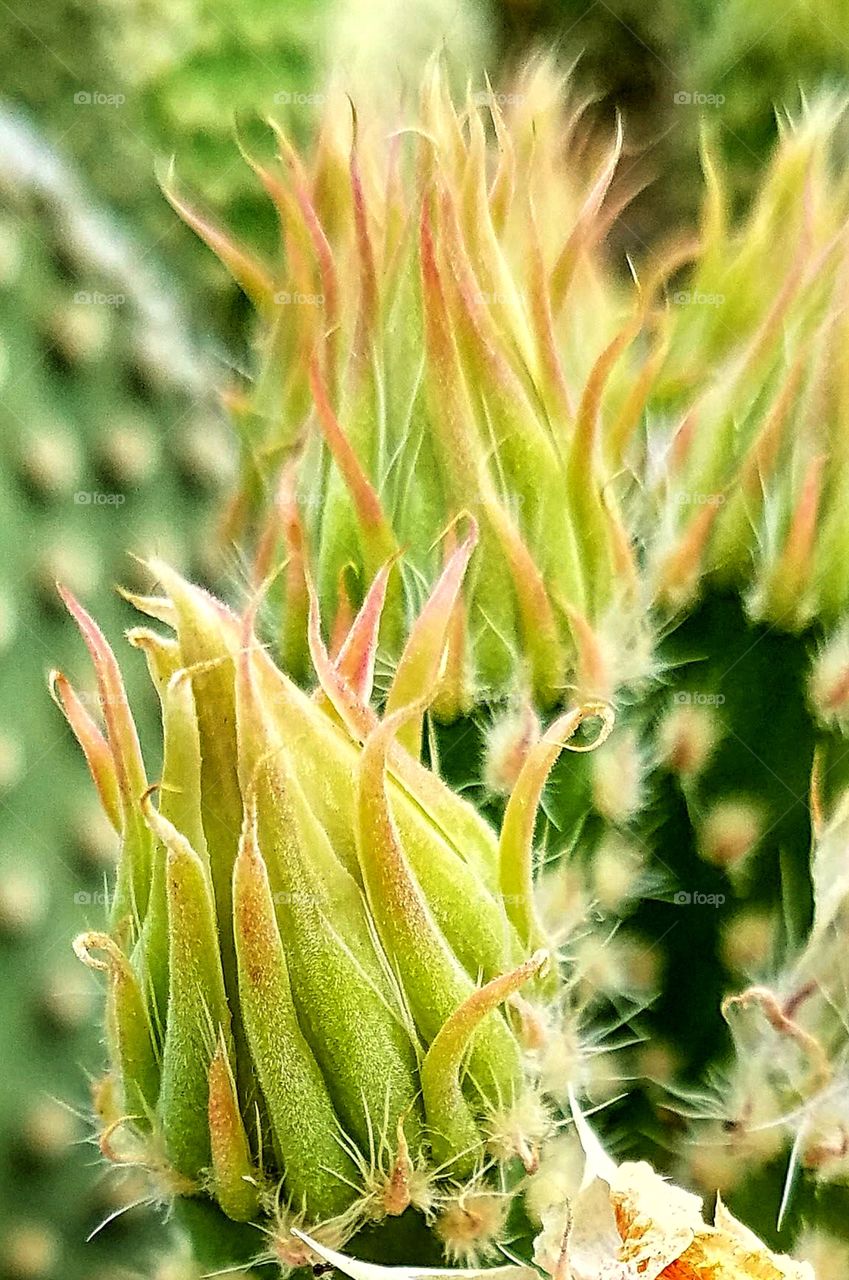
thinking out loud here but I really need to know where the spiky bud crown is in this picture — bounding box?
[164,62,645,712]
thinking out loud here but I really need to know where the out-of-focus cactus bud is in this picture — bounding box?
[657,701,722,778]
[53,557,616,1270]
[483,701,542,797]
[589,727,646,826]
[0,1223,60,1280]
[697,798,764,872]
[589,834,650,915]
[720,909,777,975]
[0,866,48,939]
[809,628,849,730]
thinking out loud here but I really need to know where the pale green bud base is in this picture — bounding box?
[173,1197,446,1274]
[100,1135,539,1277]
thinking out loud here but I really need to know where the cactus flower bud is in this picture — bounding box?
[53,555,615,1271]
[161,65,652,714]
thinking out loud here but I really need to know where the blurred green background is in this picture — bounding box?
[3,0,849,1275]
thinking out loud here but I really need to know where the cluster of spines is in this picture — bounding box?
[680,759,849,1196]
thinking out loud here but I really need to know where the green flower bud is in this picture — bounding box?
[55,562,610,1269]
[162,68,642,712]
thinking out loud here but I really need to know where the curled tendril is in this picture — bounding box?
[559,700,616,753]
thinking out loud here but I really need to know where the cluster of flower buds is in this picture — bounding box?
[48,57,849,1278]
